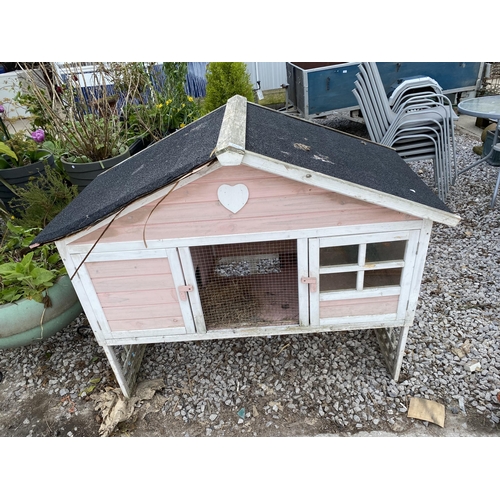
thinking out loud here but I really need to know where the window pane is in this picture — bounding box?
[320,245,358,267]
[366,241,406,263]
[364,268,402,288]
[320,272,357,292]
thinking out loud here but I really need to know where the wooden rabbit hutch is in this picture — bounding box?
[32,96,460,397]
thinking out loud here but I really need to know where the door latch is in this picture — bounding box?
[301,276,317,293]
[178,285,194,301]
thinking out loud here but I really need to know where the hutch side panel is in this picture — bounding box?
[72,164,418,246]
[85,257,186,332]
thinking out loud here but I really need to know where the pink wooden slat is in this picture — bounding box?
[197,164,275,182]
[161,175,326,204]
[127,193,372,227]
[86,258,171,278]
[103,303,183,321]
[91,273,176,293]
[320,295,399,318]
[98,288,180,307]
[87,207,411,243]
[108,316,185,331]
[106,178,331,228]
[75,202,408,243]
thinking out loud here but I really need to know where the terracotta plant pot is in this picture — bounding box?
[61,149,131,191]
[0,275,83,349]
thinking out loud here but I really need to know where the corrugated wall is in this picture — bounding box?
[245,62,288,91]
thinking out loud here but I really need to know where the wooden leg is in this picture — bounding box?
[101,344,147,398]
[392,325,410,382]
[375,325,410,382]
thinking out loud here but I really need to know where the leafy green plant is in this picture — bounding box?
[0,222,65,305]
[118,62,201,143]
[58,114,128,163]
[203,62,255,114]
[8,165,78,229]
[0,130,52,169]
[0,103,12,142]
[15,62,202,162]
[15,63,129,163]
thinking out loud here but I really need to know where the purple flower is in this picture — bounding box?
[0,104,4,113]
[31,129,45,143]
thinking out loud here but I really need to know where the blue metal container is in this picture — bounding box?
[286,62,484,119]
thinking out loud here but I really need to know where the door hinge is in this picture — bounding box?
[178,285,194,301]
[301,276,317,293]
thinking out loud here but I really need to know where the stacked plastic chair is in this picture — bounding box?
[352,62,457,201]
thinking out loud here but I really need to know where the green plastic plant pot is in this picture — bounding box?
[0,275,83,349]
[0,152,55,207]
[61,149,131,191]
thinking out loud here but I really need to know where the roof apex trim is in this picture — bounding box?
[242,151,461,227]
[215,95,247,166]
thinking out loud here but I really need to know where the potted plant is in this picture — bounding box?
[15,63,130,191]
[114,62,201,144]
[15,62,202,190]
[0,219,82,349]
[0,104,55,208]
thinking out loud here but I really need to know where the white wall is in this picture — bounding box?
[245,62,288,91]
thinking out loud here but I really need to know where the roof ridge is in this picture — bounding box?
[214,95,247,166]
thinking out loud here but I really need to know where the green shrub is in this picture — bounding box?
[203,62,255,114]
[9,166,78,229]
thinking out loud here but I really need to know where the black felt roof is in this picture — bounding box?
[245,103,452,213]
[32,100,451,246]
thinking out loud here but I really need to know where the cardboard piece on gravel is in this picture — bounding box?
[408,397,446,427]
[91,378,166,437]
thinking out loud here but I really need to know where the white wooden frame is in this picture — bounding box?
[58,214,434,396]
[304,230,421,328]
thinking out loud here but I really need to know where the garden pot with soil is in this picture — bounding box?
[0,274,83,349]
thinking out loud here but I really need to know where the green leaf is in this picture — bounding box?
[31,267,56,286]
[47,253,61,265]
[0,142,18,161]
[20,252,34,268]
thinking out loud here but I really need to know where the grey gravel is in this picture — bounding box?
[1,117,499,436]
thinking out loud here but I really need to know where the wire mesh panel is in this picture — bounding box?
[190,240,299,330]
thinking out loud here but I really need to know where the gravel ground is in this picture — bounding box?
[1,115,499,437]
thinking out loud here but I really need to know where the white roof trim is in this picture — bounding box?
[242,151,461,227]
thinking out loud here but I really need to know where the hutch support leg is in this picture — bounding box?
[101,344,147,398]
[375,325,410,382]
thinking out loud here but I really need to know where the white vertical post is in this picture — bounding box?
[308,238,320,325]
[297,238,310,326]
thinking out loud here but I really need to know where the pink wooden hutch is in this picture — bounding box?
[32,96,460,397]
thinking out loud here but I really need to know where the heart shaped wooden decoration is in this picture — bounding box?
[217,184,249,213]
